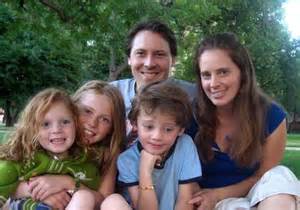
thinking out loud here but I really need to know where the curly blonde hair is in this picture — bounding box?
[0,88,84,161]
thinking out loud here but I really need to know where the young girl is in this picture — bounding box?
[0,88,98,210]
[14,80,126,209]
[101,81,202,210]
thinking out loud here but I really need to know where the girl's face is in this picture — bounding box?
[38,102,76,158]
[199,49,241,109]
[137,109,184,156]
[78,91,113,145]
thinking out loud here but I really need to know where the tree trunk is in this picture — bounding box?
[108,47,128,81]
[4,100,14,127]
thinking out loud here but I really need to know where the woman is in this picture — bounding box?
[189,32,300,210]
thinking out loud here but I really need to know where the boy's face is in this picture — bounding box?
[38,102,76,158]
[137,109,184,156]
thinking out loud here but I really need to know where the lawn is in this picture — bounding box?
[0,124,300,177]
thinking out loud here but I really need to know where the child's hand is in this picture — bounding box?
[140,150,161,175]
[29,175,70,201]
[42,191,71,210]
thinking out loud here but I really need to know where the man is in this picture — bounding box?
[111,20,197,116]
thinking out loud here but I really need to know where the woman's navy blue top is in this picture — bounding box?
[193,103,286,188]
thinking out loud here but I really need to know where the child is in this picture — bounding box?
[0,88,98,210]
[13,80,127,209]
[101,81,202,210]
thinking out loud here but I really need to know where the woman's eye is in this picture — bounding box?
[219,69,229,75]
[200,72,211,80]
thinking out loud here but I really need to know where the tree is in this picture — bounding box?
[1,0,299,126]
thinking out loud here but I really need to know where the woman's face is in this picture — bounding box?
[77,91,113,145]
[199,49,241,109]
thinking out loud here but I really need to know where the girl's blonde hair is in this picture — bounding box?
[73,80,126,175]
[0,88,83,161]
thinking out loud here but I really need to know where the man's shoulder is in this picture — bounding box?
[110,78,134,87]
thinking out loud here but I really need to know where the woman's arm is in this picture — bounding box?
[190,119,287,210]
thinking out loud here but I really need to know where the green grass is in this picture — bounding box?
[281,150,300,177]
[0,125,299,177]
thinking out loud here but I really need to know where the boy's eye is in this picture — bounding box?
[164,127,174,132]
[143,124,153,130]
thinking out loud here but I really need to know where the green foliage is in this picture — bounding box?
[0,0,300,124]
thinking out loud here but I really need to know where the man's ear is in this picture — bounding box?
[128,57,131,66]
[171,56,176,66]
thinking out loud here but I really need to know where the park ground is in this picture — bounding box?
[0,123,300,178]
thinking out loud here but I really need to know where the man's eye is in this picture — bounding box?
[135,51,145,56]
[156,52,167,57]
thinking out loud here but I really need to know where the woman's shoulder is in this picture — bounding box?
[265,102,286,136]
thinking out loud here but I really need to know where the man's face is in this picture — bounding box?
[128,30,175,90]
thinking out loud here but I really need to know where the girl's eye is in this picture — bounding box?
[85,109,92,114]
[99,117,111,125]
[62,119,71,125]
[41,121,50,128]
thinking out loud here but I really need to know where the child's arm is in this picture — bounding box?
[134,150,160,210]
[175,182,198,210]
[94,155,118,203]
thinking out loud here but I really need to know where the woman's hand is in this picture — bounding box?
[189,189,218,210]
[28,175,72,201]
[42,191,71,210]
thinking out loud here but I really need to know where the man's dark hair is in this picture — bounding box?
[126,20,177,57]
